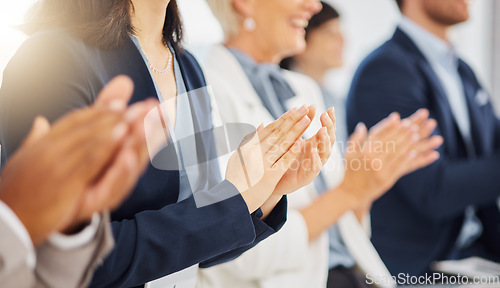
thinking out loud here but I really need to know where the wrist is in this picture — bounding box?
[240,186,273,214]
[260,193,283,220]
[334,183,366,212]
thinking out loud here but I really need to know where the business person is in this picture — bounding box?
[0,1,335,287]
[0,76,165,288]
[196,0,442,287]
[281,2,347,147]
[347,0,500,277]
[280,3,383,287]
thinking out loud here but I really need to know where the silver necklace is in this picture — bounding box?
[146,42,173,75]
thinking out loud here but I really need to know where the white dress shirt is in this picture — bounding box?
[399,16,472,146]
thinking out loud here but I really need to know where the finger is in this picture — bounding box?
[412,135,444,153]
[308,147,323,180]
[64,117,129,180]
[367,112,401,140]
[47,105,121,140]
[385,132,432,175]
[412,151,440,171]
[327,107,336,140]
[33,108,128,186]
[406,109,429,127]
[80,146,138,218]
[316,127,332,165]
[347,122,368,152]
[397,150,440,177]
[320,109,336,146]
[389,121,419,150]
[417,118,438,139]
[240,124,264,147]
[256,124,264,132]
[327,106,336,124]
[258,106,308,143]
[306,105,316,123]
[270,139,303,179]
[21,116,51,149]
[265,115,311,164]
[384,127,419,168]
[312,146,323,169]
[127,100,164,167]
[95,75,134,111]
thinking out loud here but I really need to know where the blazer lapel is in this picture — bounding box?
[393,28,464,157]
[174,47,212,187]
[458,60,492,155]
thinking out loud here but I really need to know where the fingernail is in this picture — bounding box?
[112,123,128,140]
[389,112,400,120]
[412,133,420,142]
[408,150,417,159]
[356,122,366,131]
[108,100,127,112]
[433,152,440,159]
[125,105,144,123]
[402,119,411,127]
[299,105,308,114]
[299,116,309,126]
[124,150,138,171]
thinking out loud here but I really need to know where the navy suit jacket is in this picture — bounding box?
[346,28,500,276]
[0,31,287,288]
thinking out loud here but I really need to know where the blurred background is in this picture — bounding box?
[1,0,498,111]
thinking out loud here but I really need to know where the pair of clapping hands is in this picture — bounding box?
[225,105,443,215]
[0,76,165,245]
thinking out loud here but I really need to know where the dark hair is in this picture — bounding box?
[280,1,339,70]
[23,0,183,50]
[396,0,403,11]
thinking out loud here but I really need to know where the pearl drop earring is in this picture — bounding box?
[244,17,256,31]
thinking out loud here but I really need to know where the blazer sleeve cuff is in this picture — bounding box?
[252,196,288,239]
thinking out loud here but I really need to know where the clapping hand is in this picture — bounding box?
[273,106,336,196]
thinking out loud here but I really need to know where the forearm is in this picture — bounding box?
[399,154,500,221]
[300,185,359,242]
[353,202,371,224]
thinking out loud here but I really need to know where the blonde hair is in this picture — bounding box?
[206,0,241,40]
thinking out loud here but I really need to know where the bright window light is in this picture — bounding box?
[0,1,37,85]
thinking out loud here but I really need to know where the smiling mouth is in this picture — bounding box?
[290,18,309,29]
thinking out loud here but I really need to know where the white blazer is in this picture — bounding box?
[196,45,345,288]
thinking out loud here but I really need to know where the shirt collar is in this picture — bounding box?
[399,16,459,71]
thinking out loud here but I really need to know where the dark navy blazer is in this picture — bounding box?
[0,31,287,288]
[346,28,500,276]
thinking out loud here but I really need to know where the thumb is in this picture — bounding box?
[95,75,134,111]
[22,116,51,148]
[347,122,367,151]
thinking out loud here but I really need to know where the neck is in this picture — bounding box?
[294,60,327,84]
[226,32,282,64]
[130,0,169,47]
[403,12,450,42]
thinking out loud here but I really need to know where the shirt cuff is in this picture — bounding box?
[48,213,100,250]
[0,200,36,269]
